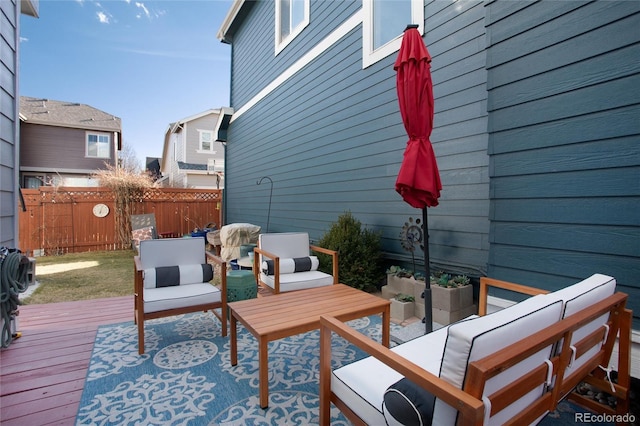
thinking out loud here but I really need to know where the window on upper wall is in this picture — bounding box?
[275,0,310,55]
[86,132,111,158]
[362,0,424,68]
[198,130,215,152]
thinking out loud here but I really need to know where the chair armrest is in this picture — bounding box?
[205,252,228,295]
[134,255,143,272]
[478,277,549,316]
[319,315,484,425]
[310,244,339,284]
[253,247,281,292]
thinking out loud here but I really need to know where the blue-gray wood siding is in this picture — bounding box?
[224,0,490,279]
[485,1,640,325]
[0,0,20,248]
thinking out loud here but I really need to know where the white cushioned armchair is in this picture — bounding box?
[253,232,339,294]
[134,237,227,354]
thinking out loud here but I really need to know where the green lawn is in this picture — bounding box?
[24,250,135,304]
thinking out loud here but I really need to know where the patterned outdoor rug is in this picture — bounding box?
[76,311,618,425]
[76,311,386,425]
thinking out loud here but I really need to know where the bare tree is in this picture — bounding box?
[118,143,142,174]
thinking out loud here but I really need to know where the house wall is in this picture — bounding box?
[184,113,225,166]
[0,0,20,248]
[224,0,489,276]
[484,1,640,321]
[167,130,185,187]
[20,123,117,172]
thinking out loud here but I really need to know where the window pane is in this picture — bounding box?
[291,0,305,29]
[87,133,110,158]
[280,0,291,39]
[373,0,411,50]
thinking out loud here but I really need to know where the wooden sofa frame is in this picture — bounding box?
[319,277,632,425]
[253,240,339,294]
[134,250,228,354]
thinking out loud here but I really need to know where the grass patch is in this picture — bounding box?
[24,250,135,304]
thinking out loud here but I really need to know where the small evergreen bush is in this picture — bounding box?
[316,211,384,292]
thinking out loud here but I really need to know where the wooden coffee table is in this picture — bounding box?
[228,284,390,408]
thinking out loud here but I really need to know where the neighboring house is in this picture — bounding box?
[0,0,39,249]
[216,1,639,328]
[161,109,226,189]
[19,96,122,188]
[145,157,162,182]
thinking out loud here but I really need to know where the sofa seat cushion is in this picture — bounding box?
[143,264,213,289]
[262,256,319,275]
[332,325,450,425]
[260,270,333,292]
[143,283,221,313]
[434,295,564,425]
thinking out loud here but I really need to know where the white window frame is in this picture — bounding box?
[275,0,310,55]
[362,0,424,68]
[85,132,111,159]
[198,129,216,152]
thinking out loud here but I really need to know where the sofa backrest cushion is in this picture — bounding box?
[139,237,206,268]
[144,264,213,289]
[259,233,310,259]
[433,295,564,425]
[547,273,616,318]
[546,273,616,387]
[262,256,319,275]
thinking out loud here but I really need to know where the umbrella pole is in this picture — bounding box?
[422,207,433,333]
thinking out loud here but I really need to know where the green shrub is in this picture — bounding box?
[316,211,384,292]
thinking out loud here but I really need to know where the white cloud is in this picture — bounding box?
[135,2,151,19]
[97,11,110,23]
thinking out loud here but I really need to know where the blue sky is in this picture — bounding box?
[20,0,234,166]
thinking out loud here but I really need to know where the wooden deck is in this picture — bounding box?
[0,296,132,426]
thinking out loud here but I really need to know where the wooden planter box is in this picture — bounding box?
[390,298,414,321]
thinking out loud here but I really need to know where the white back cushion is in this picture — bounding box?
[546,274,616,387]
[259,233,310,259]
[139,237,205,268]
[433,295,564,425]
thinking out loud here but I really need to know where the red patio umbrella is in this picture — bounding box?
[394,24,441,333]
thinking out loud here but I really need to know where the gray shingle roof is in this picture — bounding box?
[19,96,121,131]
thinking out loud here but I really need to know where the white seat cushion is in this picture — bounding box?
[332,325,450,425]
[144,283,221,313]
[260,270,334,292]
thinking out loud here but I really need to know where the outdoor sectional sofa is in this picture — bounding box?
[319,274,632,425]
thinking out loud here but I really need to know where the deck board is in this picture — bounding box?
[0,296,132,426]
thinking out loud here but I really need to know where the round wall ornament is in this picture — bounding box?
[93,203,110,218]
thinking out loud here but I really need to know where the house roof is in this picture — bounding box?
[19,96,121,132]
[217,0,254,44]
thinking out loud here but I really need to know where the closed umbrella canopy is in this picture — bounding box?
[394,26,441,208]
[394,25,441,333]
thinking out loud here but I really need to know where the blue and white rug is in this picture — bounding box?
[76,312,387,425]
[76,312,617,425]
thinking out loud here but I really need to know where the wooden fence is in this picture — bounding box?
[19,187,222,255]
